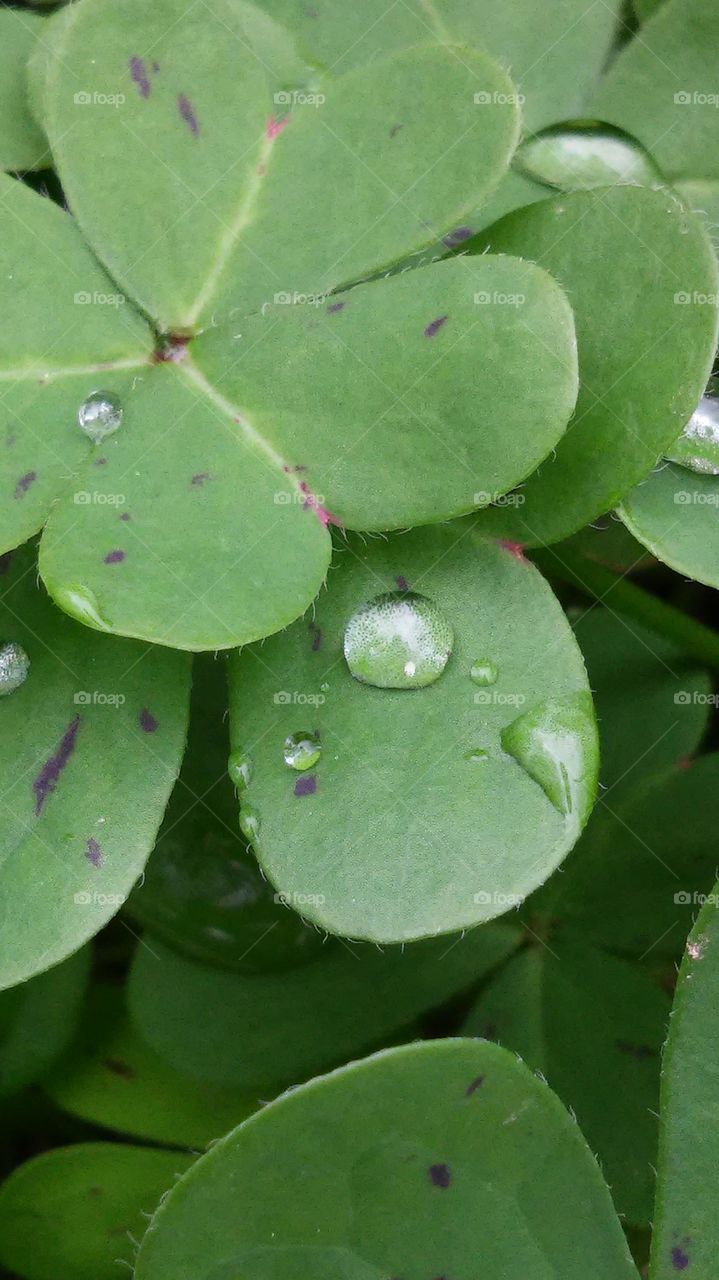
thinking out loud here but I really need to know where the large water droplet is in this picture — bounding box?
[52,583,111,632]
[515,122,661,192]
[0,642,29,695]
[470,659,498,687]
[228,750,253,790]
[77,391,123,443]
[343,591,453,689]
[239,805,260,844]
[665,378,719,475]
[500,692,598,832]
[283,731,321,771]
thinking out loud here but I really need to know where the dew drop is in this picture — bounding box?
[52,583,112,632]
[0,642,29,695]
[228,750,253,790]
[514,121,661,192]
[343,591,453,689]
[77,391,123,444]
[665,377,719,475]
[239,805,260,844]
[465,748,489,763]
[283,731,321,771]
[470,659,498,687]
[500,692,598,832]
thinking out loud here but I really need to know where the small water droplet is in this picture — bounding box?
[52,583,111,632]
[228,750,253,790]
[500,692,598,832]
[514,121,661,192]
[343,591,453,689]
[283,731,321,771]
[470,659,498,687]
[0,642,29,695]
[320,682,330,693]
[665,377,719,475]
[239,805,260,844]
[465,748,489,762]
[77,391,123,443]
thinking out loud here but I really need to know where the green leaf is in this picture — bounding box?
[558,512,656,571]
[228,521,598,942]
[0,10,50,171]
[254,0,623,132]
[572,606,711,791]
[0,1142,193,1280]
[463,941,670,1224]
[620,462,719,590]
[127,925,519,1089]
[649,881,719,1279]
[193,254,579,530]
[0,543,190,990]
[0,948,89,1097]
[126,653,327,972]
[135,1040,637,1280]
[46,985,259,1149]
[43,0,520,332]
[473,187,719,545]
[676,178,719,257]
[592,0,719,183]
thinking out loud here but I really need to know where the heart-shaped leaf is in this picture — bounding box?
[0,1143,193,1280]
[134,1040,637,1280]
[0,10,49,171]
[592,0,719,183]
[649,881,719,1279]
[127,926,519,1089]
[228,521,598,942]
[620,462,719,590]
[0,947,89,1097]
[463,940,670,1224]
[0,544,190,990]
[47,984,258,1149]
[472,186,719,545]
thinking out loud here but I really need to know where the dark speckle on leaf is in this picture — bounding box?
[294,774,317,797]
[33,716,81,816]
[309,622,322,652]
[129,56,151,98]
[85,837,103,868]
[428,1163,451,1188]
[671,1245,690,1270]
[0,551,13,574]
[178,94,200,136]
[443,225,473,248]
[152,60,160,73]
[616,1039,657,1061]
[103,1058,136,1079]
[14,471,36,499]
[390,123,404,137]
[191,472,210,487]
[424,315,448,339]
[120,512,131,521]
[466,1074,485,1096]
[94,456,108,467]
[327,300,345,314]
[140,708,158,733]
[104,549,126,564]
[395,575,409,592]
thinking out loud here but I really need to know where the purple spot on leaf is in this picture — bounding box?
[85,837,103,867]
[465,1075,485,1096]
[395,575,409,592]
[94,457,108,467]
[424,315,448,339]
[308,622,322,652]
[33,715,80,815]
[429,1163,451,1188]
[327,300,345,314]
[104,549,125,564]
[178,94,199,136]
[139,708,158,733]
[443,226,473,248]
[129,56,151,98]
[672,1246,690,1270]
[294,774,317,797]
[14,471,36,499]
[120,512,130,522]
[191,472,210,487]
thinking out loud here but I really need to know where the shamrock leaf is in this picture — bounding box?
[0,543,190,989]
[0,10,49,172]
[472,186,719,546]
[134,1040,637,1280]
[228,522,598,943]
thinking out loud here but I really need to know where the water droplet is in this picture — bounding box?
[343,591,453,689]
[470,659,498,687]
[239,805,260,844]
[465,748,489,762]
[228,750,252,790]
[0,642,29,695]
[320,682,330,692]
[283,731,321,771]
[77,391,123,443]
[52,583,111,632]
[514,122,661,192]
[665,377,719,475]
[500,692,598,832]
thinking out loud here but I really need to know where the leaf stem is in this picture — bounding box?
[530,545,719,673]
